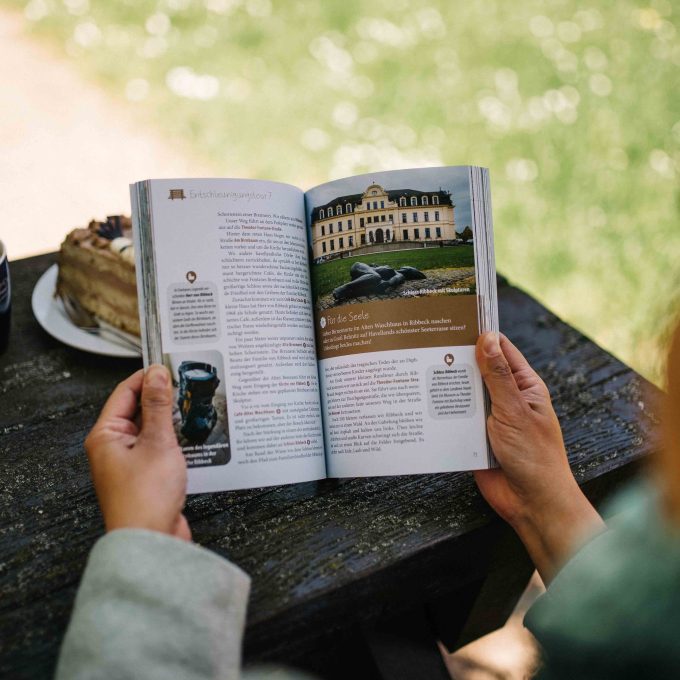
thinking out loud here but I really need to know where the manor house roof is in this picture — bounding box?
[310,188,453,221]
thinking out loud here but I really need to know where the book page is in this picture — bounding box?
[305,167,495,478]
[132,178,326,493]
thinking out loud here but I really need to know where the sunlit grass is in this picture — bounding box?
[7,0,679,383]
[311,245,475,299]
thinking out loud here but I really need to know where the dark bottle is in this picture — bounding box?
[0,242,10,354]
[0,303,10,354]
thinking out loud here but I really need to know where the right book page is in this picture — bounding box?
[306,166,498,478]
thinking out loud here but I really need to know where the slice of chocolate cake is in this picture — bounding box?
[56,216,140,336]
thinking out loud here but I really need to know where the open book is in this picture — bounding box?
[130,167,498,493]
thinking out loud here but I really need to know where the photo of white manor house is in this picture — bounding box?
[310,182,456,261]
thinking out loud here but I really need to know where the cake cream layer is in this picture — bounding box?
[56,216,140,337]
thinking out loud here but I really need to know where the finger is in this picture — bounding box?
[138,364,176,448]
[498,335,554,415]
[172,513,192,542]
[473,467,504,495]
[476,332,523,416]
[97,369,145,423]
[108,417,139,438]
[84,427,133,464]
[498,335,546,392]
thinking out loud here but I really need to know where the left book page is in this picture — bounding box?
[130,178,326,493]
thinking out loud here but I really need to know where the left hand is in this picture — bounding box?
[84,366,191,541]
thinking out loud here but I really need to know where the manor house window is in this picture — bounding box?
[433,195,439,205]
[328,207,333,216]
[422,196,428,205]
[403,229,408,240]
[402,213,407,223]
[435,211,440,221]
[322,242,326,253]
[411,196,417,206]
[424,212,429,222]
[400,197,406,206]
[412,212,417,222]
[414,228,420,239]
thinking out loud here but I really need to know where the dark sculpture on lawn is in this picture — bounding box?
[332,262,427,301]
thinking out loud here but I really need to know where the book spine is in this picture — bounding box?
[469,166,499,335]
[131,180,163,367]
[469,166,499,468]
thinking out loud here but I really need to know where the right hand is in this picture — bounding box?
[474,333,604,582]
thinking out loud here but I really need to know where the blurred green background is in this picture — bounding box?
[7,0,679,384]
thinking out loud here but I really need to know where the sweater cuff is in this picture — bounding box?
[83,528,251,604]
[57,529,250,680]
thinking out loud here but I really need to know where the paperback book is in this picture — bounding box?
[130,166,498,493]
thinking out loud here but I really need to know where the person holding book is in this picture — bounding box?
[56,328,680,679]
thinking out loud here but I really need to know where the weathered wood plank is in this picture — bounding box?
[0,254,659,679]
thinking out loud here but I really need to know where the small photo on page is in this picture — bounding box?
[163,349,230,468]
[308,167,476,315]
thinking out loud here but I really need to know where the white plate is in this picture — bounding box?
[32,264,141,358]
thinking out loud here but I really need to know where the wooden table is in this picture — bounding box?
[0,253,659,680]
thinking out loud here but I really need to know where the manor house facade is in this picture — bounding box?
[310,182,456,260]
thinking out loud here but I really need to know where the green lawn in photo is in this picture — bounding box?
[311,245,474,300]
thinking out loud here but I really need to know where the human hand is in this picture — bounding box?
[85,365,191,541]
[474,333,604,582]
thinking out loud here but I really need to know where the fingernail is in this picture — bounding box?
[483,332,501,357]
[146,365,169,388]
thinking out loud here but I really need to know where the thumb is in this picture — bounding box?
[139,365,176,447]
[476,332,522,417]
